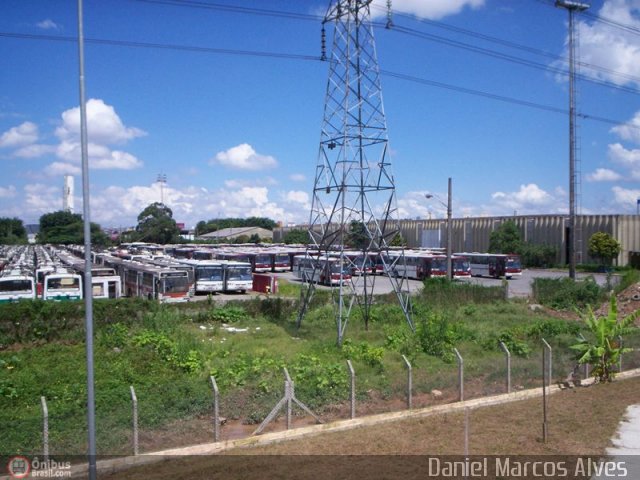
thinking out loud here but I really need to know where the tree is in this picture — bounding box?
[38,210,109,245]
[135,203,181,244]
[588,232,621,266]
[488,220,522,254]
[389,232,407,247]
[0,217,27,244]
[283,229,309,245]
[571,294,638,383]
[346,220,369,249]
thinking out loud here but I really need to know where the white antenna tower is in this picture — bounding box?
[63,175,74,212]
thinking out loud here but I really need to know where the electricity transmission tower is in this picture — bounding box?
[297,0,413,346]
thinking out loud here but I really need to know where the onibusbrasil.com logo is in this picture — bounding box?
[7,456,71,478]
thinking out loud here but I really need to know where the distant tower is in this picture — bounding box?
[63,175,74,212]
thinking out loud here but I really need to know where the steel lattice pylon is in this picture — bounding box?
[297,0,413,345]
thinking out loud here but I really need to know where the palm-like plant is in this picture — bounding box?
[571,294,638,383]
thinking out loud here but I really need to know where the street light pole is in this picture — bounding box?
[425,177,453,279]
[446,177,452,280]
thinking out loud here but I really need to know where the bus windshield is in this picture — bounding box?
[0,279,33,293]
[162,275,190,293]
[47,277,80,290]
[227,267,252,281]
[196,267,223,281]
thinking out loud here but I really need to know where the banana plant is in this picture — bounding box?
[571,294,638,383]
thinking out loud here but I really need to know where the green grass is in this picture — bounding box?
[1,283,639,456]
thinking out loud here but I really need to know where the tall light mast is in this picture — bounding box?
[298,0,412,345]
[556,0,589,279]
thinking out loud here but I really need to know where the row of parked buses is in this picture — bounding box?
[0,246,84,303]
[289,250,522,286]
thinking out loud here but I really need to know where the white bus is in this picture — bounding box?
[121,262,191,302]
[0,272,36,303]
[177,259,224,295]
[292,255,351,286]
[43,272,83,301]
[223,261,253,293]
[456,253,522,279]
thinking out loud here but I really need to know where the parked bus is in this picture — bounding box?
[457,253,522,279]
[177,260,224,295]
[43,272,83,301]
[223,261,253,293]
[271,251,292,272]
[292,255,351,286]
[121,262,191,302]
[0,272,36,303]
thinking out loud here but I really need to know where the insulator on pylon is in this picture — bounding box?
[386,0,393,28]
[321,24,327,61]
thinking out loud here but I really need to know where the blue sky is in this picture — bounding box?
[1,0,640,229]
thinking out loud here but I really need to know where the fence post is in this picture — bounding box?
[541,338,552,386]
[41,396,49,462]
[210,376,220,442]
[130,386,139,456]
[346,360,355,419]
[542,344,548,443]
[284,368,293,430]
[499,341,511,393]
[454,348,464,402]
[578,333,589,379]
[402,355,412,409]
[618,335,623,373]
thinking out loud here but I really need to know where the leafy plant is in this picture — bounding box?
[571,294,638,383]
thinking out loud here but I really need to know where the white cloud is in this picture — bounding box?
[569,0,640,88]
[55,98,146,145]
[586,168,623,182]
[611,110,640,143]
[0,186,16,198]
[285,191,309,204]
[36,19,61,30]
[55,140,142,171]
[492,183,554,208]
[210,143,278,171]
[14,144,56,158]
[289,173,306,182]
[0,122,39,148]
[612,185,640,211]
[371,0,484,20]
[44,162,82,176]
[608,142,640,179]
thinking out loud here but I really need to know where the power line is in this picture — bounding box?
[1,30,638,131]
[373,5,640,86]
[381,23,640,96]
[0,31,319,62]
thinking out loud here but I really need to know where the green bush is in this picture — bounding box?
[519,243,557,268]
[532,276,604,310]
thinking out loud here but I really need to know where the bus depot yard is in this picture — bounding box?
[0,244,639,463]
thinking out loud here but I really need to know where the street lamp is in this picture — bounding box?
[425,177,453,279]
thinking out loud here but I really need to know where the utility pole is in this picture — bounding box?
[556,0,589,279]
[76,0,96,478]
[446,177,452,280]
[425,177,453,279]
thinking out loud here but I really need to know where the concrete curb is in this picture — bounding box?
[36,367,637,478]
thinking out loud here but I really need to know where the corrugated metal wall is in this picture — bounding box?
[274,214,640,266]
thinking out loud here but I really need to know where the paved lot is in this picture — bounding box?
[274,269,617,300]
[194,269,618,303]
[460,268,618,299]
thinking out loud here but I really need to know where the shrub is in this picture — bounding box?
[532,276,604,310]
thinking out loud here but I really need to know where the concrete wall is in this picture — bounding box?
[274,214,640,266]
